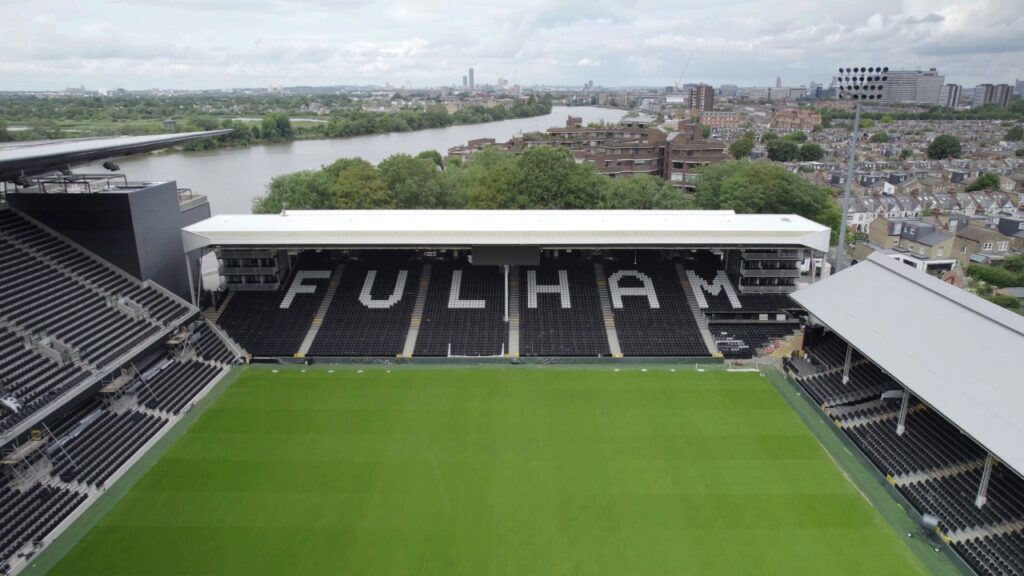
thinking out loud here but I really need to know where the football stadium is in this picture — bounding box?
[0,134,1022,576]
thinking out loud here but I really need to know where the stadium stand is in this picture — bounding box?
[603,256,709,357]
[0,484,86,574]
[414,260,506,357]
[708,322,799,359]
[955,530,1024,576]
[309,253,420,357]
[796,363,900,407]
[50,409,167,487]
[519,256,609,356]
[217,252,333,356]
[682,251,796,316]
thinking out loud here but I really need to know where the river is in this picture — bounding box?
[85,106,625,214]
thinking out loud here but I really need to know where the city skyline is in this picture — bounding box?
[1,0,1022,91]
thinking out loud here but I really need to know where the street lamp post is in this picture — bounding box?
[834,66,887,273]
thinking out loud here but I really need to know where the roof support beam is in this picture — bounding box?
[896,390,911,436]
[976,452,995,508]
[841,342,853,384]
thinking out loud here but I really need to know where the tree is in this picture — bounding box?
[1017,149,1024,158]
[252,170,333,213]
[1005,126,1024,141]
[378,154,446,208]
[700,125,711,138]
[798,143,824,161]
[965,172,1001,192]
[860,118,876,129]
[261,112,293,142]
[762,133,779,142]
[783,131,807,142]
[900,149,912,160]
[512,146,601,209]
[416,149,445,171]
[869,132,890,143]
[0,122,14,142]
[766,139,800,162]
[696,160,841,244]
[927,134,962,159]
[330,159,393,208]
[728,138,754,160]
[880,114,894,124]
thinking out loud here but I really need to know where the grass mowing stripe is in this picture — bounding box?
[40,365,943,575]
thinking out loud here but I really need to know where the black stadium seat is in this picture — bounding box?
[519,257,609,356]
[414,260,506,357]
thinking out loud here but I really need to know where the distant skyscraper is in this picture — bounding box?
[462,75,467,87]
[776,76,782,88]
[860,68,943,105]
[976,84,1013,108]
[939,84,962,108]
[468,68,475,90]
[1016,79,1024,97]
[689,84,715,112]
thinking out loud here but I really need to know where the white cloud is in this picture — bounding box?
[0,0,1021,89]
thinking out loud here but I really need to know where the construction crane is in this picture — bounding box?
[673,54,693,93]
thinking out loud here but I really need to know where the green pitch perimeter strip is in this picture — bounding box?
[23,365,964,576]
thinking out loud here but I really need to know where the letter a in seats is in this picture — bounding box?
[280,270,331,309]
[607,270,660,309]
[359,270,408,309]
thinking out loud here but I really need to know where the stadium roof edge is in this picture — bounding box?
[0,130,231,181]
[181,210,831,252]
[792,252,1024,477]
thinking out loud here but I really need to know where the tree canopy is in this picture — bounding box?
[695,160,840,243]
[766,139,800,162]
[965,172,1001,192]
[926,134,962,159]
[728,137,754,160]
[798,143,824,161]
[869,132,890,143]
[1005,125,1024,141]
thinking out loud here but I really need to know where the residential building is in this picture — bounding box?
[953,223,1015,266]
[701,111,740,129]
[771,108,821,132]
[858,69,943,105]
[689,84,714,112]
[855,216,956,273]
[975,83,1013,108]
[468,68,475,90]
[939,84,962,108]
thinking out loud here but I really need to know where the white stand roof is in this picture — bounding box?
[183,210,831,252]
[792,252,1024,476]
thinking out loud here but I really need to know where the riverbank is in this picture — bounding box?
[82,106,627,214]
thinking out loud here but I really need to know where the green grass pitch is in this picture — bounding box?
[45,365,932,575]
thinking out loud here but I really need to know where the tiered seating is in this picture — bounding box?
[191,322,238,365]
[604,258,708,357]
[683,252,795,315]
[0,484,86,571]
[519,259,609,356]
[902,467,1024,533]
[803,331,864,369]
[217,254,333,356]
[708,323,798,358]
[309,255,419,357]
[796,363,899,407]
[50,410,166,487]
[955,530,1024,576]
[414,261,505,357]
[0,236,160,367]
[0,327,90,434]
[141,360,221,414]
[844,408,987,478]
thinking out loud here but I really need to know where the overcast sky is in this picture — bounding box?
[2,0,1022,91]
